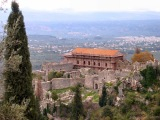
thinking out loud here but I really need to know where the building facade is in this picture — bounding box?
[64,48,124,70]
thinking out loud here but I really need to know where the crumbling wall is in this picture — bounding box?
[39,78,85,91]
[85,75,98,89]
[51,78,71,89]
[41,81,52,91]
[42,62,73,72]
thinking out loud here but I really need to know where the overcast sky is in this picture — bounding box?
[1,0,160,12]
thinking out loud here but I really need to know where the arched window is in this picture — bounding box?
[83,61,85,64]
[94,62,96,65]
[98,63,100,66]
[105,63,107,67]
[77,60,79,64]
[95,84,98,89]
[88,61,90,65]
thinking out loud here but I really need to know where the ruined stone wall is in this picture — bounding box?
[85,75,98,89]
[39,78,85,91]
[98,70,116,82]
[51,78,71,89]
[41,81,52,91]
[70,78,85,86]
[49,63,73,72]
[42,63,73,72]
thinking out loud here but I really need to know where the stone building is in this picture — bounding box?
[64,48,124,70]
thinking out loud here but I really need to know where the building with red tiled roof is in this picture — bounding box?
[64,48,124,70]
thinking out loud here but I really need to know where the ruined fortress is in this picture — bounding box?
[34,48,160,92]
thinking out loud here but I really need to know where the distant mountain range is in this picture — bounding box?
[1,11,160,37]
[20,11,160,22]
[1,11,160,22]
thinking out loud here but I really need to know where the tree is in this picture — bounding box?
[99,84,107,107]
[70,84,84,120]
[3,1,41,119]
[140,65,157,88]
[0,102,28,120]
[131,51,154,63]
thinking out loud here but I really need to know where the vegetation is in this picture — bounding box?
[88,66,160,120]
[82,89,99,102]
[99,84,107,107]
[3,1,42,119]
[51,91,58,101]
[70,84,85,120]
[140,65,158,88]
[48,70,64,80]
[0,102,28,120]
[132,50,154,63]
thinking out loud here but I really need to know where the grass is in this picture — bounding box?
[82,88,99,103]
[51,87,71,94]
[51,87,100,103]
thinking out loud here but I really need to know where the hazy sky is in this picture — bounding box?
[2,0,160,12]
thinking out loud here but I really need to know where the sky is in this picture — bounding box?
[1,0,160,12]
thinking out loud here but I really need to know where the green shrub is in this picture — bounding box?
[154,107,160,116]
[0,102,28,120]
[102,106,113,119]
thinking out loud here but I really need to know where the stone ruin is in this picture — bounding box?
[34,59,160,93]
[33,59,160,119]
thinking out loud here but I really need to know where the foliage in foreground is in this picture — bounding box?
[0,102,28,120]
[70,84,85,120]
[99,84,107,107]
[140,65,159,88]
[3,1,42,119]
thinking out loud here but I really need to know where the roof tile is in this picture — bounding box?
[72,48,122,56]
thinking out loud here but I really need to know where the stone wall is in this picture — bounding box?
[51,78,84,89]
[51,78,71,89]
[42,62,73,72]
[85,75,98,89]
[38,78,85,91]
[41,81,52,91]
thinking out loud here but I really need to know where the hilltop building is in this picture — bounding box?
[64,48,124,70]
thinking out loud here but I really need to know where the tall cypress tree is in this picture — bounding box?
[71,84,84,120]
[3,1,40,119]
[99,84,107,107]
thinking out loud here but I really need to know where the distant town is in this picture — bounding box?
[28,35,160,70]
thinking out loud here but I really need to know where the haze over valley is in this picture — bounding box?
[1,11,160,70]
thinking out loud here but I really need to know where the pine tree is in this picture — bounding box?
[70,84,84,120]
[3,1,41,119]
[99,84,107,107]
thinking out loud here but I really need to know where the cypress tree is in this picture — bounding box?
[70,84,84,120]
[99,84,107,107]
[3,1,40,119]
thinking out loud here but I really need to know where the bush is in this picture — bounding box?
[125,92,136,107]
[0,102,28,120]
[154,107,160,116]
[48,71,64,80]
[102,106,113,119]
[51,91,58,102]
[140,66,158,88]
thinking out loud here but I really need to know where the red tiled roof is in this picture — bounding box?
[72,48,122,56]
